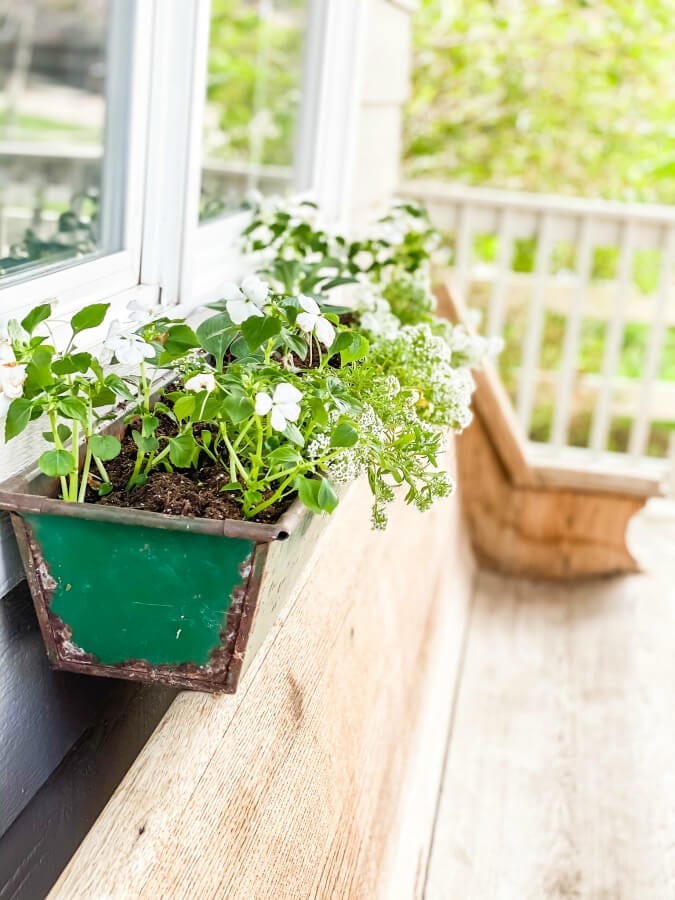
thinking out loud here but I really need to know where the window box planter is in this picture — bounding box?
[0,426,320,693]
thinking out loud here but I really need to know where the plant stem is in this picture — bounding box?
[93,456,110,483]
[220,425,249,482]
[77,443,92,502]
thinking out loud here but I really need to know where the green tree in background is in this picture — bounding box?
[205,0,305,168]
[404,0,675,203]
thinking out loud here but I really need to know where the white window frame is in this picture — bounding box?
[0,0,364,315]
[154,0,366,308]
[0,0,158,323]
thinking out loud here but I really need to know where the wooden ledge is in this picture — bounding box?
[49,456,474,899]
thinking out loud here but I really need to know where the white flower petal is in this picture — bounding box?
[273,382,303,405]
[241,275,269,307]
[0,342,16,364]
[0,393,11,416]
[277,401,300,423]
[221,282,244,303]
[298,294,320,315]
[270,407,287,432]
[185,373,216,393]
[227,298,263,324]
[314,316,336,348]
[296,312,316,333]
[255,392,273,415]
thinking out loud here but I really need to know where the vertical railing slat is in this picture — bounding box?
[589,221,635,453]
[628,225,675,458]
[485,208,514,340]
[452,202,473,302]
[551,216,594,450]
[515,212,554,435]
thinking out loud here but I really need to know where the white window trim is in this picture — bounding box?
[183,0,366,307]
[0,0,156,317]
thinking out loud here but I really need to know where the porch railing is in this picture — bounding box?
[401,180,675,480]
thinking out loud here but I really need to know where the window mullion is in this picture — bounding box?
[140,0,211,308]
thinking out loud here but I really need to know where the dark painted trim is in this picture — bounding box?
[0,581,176,899]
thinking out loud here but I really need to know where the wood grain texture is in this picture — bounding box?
[50,458,473,900]
[426,502,675,900]
[458,415,644,578]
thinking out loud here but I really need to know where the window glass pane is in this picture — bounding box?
[201,0,309,222]
[0,0,119,282]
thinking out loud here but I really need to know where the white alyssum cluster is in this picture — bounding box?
[446,325,505,368]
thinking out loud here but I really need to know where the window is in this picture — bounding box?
[200,0,310,222]
[0,1,119,282]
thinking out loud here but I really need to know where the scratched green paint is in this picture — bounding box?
[24,513,254,667]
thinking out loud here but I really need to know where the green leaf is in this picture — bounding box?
[294,475,337,515]
[282,331,308,360]
[320,276,359,291]
[340,333,369,365]
[52,352,92,376]
[309,397,329,427]
[89,434,121,461]
[284,422,305,447]
[219,481,241,493]
[173,394,196,421]
[132,430,159,453]
[268,445,302,467]
[241,315,281,352]
[98,482,113,497]
[42,424,72,444]
[57,396,88,423]
[21,303,52,335]
[161,324,200,360]
[104,374,134,400]
[317,477,339,513]
[196,314,237,367]
[70,303,109,334]
[5,398,33,441]
[331,421,359,448]
[90,386,116,408]
[24,346,54,392]
[168,432,198,468]
[141,414,159,437]
[222,392,254,424]
[39,449,74,477]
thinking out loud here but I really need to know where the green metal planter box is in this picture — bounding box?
[0,460,316,693]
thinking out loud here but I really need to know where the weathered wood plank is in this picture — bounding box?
[50,461,473,900]
[426,510,675,899]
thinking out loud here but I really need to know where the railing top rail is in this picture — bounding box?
[400,179,675,226]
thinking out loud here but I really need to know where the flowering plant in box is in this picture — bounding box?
[3,199,496,529]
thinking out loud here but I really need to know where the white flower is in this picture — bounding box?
[0,349,27,415]
[127,295,162,323]
[353,249,374,271]
[222,275,270,324]
[255,382,302,432]
[101,320,155,366]
[296,295,335,347]
[0,342,16,364]
[185,373,217,393]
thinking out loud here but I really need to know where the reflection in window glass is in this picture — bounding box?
[0,0,111,281]
[201,0,308,222]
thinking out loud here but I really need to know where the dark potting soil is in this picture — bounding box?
[88,417,293,524]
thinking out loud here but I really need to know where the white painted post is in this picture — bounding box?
[486,207,514,340]
[551,216,594,450]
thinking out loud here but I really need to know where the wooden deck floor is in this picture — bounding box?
[425,500,675,900]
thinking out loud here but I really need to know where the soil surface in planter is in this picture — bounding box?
[88,417,293,524]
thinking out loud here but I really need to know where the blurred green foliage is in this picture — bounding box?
[405,0,675,204]
[204,0,305,167]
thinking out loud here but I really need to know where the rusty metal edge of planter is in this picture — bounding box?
[0,403,308,543]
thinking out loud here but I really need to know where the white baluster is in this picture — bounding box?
[551,216,594,450]
[486,208,514,340]
[590,221,635,453]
